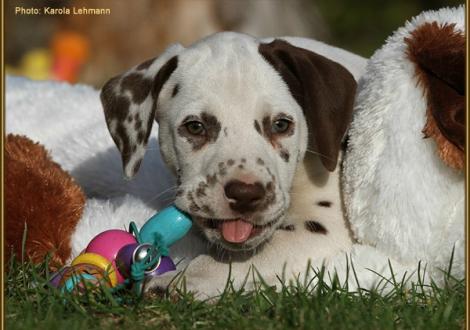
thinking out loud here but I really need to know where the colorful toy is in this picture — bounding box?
[85,229,137,283]
[51,31,90,83]
[5,30,89,83]
[49,205,192,296]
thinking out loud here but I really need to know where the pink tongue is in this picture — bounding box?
[221,219,254,243]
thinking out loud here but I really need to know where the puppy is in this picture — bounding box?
[100,32,366,298]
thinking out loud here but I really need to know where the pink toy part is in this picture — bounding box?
[85,230,137,283]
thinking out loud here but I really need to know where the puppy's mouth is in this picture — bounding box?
[205,218,274,243]
[193,215,281,250]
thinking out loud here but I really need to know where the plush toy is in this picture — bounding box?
[342,6,465,282]
[5,134,86,269]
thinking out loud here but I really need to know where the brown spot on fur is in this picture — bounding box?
[254,120,262,135]
[256,158,265,165]
[317,201,332,207]
[279,224,295,231]
[132,159,142,176]
[266,181,274,192]
[116,123,132,166]
[280,149,290,162]
[196,182,208,198]
[172,84,179,97]
[241,158,246,163]
[189,203,200,213]
[104,94,130,123]
[176,171,182,185]
[121,73,153,104]
[187,192,200,213]
[227,159,235,166]
[238,164,244,169]
[262,116,274,143]
[201,112,221,143]
[134,119,143,131]
[5,135,86,270]
[263,189,276,209]
[218,162,227,176]
[206,173,218,186]
[137,131,145,144]
[305,221,327,235]
[152,56,178,119]
[137,58,155,70]
[201,205,215,216]
[100,76,124,118]
[405,22,465,170]
[176,189,184,197]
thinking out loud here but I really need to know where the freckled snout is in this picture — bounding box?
[224,180,266,213]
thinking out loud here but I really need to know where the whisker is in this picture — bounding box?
[305,148,335,161]
[145,185,178,203]
[146,181,199,205]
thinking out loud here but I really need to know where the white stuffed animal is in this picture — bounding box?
[342,6,465,284]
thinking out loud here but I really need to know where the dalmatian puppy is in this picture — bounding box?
[100,32,366,298]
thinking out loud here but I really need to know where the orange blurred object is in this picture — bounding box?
[51,31,90,82]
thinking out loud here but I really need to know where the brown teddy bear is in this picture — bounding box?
[5,134,86,270]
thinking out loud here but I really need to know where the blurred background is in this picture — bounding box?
[5,0,463,87]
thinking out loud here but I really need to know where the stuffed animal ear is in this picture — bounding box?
[100,44,184,178]
[259,39,357,171]
[405,22,465,169]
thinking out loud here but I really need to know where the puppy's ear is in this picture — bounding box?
[100,44,184,178]
[405,22,465,170]
[259,39,357,171]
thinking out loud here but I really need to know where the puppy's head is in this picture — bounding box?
[100,33,356,251]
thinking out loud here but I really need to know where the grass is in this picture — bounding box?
[5,255,465,330]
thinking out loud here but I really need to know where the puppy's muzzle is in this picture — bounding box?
[224,180,266,213]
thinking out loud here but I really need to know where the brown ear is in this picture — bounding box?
[259,39,357,171]
[405,22,465,170]
[100,55,179,178]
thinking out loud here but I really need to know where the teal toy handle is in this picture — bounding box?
[139,205,192,247]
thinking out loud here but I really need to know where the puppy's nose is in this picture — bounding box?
[224,180,266,213]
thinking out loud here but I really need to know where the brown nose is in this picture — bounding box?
[224,180,266,213]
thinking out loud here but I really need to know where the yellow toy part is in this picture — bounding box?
[71,252,118,287]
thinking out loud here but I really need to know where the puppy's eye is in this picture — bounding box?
[185,121,206,135]
[271,119,291,134]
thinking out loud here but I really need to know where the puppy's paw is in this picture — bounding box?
[143,270,181,298]
[143,255,231,300]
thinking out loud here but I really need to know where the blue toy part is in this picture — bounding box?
[61,273,97,293]
[139,205,192,247]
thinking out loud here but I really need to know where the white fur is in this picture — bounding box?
[342,6,465,283]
